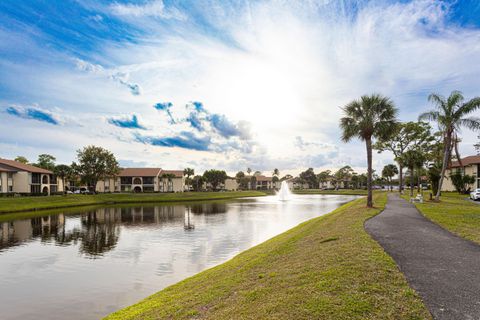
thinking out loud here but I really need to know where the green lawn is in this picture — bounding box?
[105,194,430,320]
[294,189,369,196]
[0,191,266,214]
[405,191,480,245]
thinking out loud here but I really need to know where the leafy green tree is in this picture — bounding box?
[14,156,29,164]
[334,166,355,189]
[340,94,398,207]
[191,175,205,191]
[400,149,426,197]
[235,171,249,190]
[299,168,317,189]
[317,170,332,188]
[36,154,56,171]
[203,169,227,191]
[54,164,73,194]
[374,121,433,194]
[382,164,398,191]
[71,146,120,192]
[419,91,480,200]
[449,172,476,194]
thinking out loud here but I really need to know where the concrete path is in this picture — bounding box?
[365,193,480,320]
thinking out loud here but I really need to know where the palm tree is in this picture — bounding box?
[183,168,194,191]
[382,164,398,191]
[340,94,398,207]
[419,91,480,201]
[54,164,73,195]
[273,168,279,177]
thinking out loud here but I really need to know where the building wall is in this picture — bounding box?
[442,165,479,192]
[171,177,184,192]
[12,172,30,193]
[224,178,238,191]
[0,172,6,193]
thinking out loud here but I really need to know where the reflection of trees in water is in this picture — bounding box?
[0,205,188,257]
[190,203,227,215]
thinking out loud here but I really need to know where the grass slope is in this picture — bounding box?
[106,194,430,320]
[405,192,480,245]
[294,189,369,196]
[0,191,265,214]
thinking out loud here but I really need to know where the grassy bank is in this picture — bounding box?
[0,191,266,215]
[294,189,369,196]
[405,192,480,245]
[106,194,430,320]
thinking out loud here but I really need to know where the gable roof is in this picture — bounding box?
[450,155,480,168]
[0,159,52,174]
[255,175,273,182]
[119,168,162,177]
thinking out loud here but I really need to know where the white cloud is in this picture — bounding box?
[2,0,480,175]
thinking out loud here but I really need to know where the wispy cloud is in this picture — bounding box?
[110,0,186,20]
[75,59,142,96]
[108,114,146,129]
[153,102,175,124]
[5,106,59,125]
[135,131,211,151]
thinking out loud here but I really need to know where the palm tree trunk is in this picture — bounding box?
[398,164,403,194]
[366,138,373,208]
[410,167,414,197]
[436,132,452,201]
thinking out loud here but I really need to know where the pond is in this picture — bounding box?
[0,194,359,320]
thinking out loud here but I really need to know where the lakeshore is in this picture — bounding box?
[105,193,430,320]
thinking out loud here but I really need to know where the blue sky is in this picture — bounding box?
[1,0,480,174]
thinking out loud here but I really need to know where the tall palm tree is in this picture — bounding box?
[382,164,398,191]
[340,94,398,207]
[183,168,194,191]
[419,91,480,201]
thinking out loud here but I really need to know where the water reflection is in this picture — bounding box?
[0,195,359,320]
[0,204,230,257]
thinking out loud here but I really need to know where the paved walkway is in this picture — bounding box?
[365,193,480,320]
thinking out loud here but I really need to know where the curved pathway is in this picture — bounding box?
[365,193,480,320]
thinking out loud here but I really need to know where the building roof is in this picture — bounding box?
[119,168,162,177]
[255,175,273,182]
[0,159,52,174]
[450,155,480,168]
[160,170,184,178]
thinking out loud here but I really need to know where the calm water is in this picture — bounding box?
[0,194,358,320]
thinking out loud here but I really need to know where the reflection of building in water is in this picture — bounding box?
[0,205,187,256]
[190,203,227,215]
[1,214,65,250]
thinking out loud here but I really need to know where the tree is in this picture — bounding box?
[334,166,355,189]
[203,169,227,191]
[71,146,120,192]
[299,168,317,189]
[191,175,205,192]
[400,149,426,197]
[374,121,433,194]
[14,156,29,164]
[449,172,476,194]
[382,164,398,191]
[54,164,73,194]
[340,94,398,207]
[36,154,56,171]
[273,168,280,177]
[419,91,480,200]
[235,171,249,190]
[317,170,331,188]
[183,168,195,191]
[246,168,252,176]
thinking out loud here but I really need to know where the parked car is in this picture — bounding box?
[470,189,480,201]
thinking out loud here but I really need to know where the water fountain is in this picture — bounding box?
[277,180,292,201]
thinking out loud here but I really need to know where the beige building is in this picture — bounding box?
[442,155,480,192]
[0,159,62,195]
[95,168,185,193]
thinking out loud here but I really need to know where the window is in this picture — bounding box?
[32,173,41,184]
[143,186,154,192]
[50,175,57,185]
[31,185,41,194]
[143,177,154,185]
[133,177,142,185]
[121,177,132,185]
[42,175,49,184]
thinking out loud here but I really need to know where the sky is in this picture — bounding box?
[1,0,480,176]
